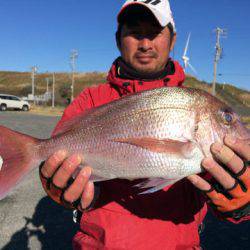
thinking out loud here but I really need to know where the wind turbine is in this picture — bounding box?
[182,33,197,75]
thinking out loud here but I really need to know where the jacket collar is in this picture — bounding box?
[107,57,185,95]
[114,57,175,81]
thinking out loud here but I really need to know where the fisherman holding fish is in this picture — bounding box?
[0,0,249,249]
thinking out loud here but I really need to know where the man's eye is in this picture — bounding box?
[130,33,144,39]
[128,30,139,34]
[153,32,161,37]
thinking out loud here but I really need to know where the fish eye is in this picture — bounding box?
[222,111,235,125]
[224,113,233,123]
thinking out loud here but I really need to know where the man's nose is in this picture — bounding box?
[138,37,153,52]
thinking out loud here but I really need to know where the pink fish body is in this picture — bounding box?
[0,87,249,198]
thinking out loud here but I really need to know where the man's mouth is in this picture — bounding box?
[135,52,157,64]
[136,55,155,63]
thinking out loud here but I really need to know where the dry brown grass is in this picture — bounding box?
[29,105,64,116]
[241,117,250,129]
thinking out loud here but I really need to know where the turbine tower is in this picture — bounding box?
[182,33,197,75]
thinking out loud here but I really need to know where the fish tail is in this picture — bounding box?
[0,125,41,200]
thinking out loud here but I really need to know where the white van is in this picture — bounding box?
[0,94,30,111]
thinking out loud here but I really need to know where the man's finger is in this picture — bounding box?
[187,174,211,191]
[41,150,67,178]
[211,142,244,175]
[202,157,236,190]
[224,135,250,161]
[80,181,95,210]
[63,166,92,203]
[238,165,250,188]
[52,154,82,188]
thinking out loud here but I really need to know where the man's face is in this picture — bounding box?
[119,20,176,74]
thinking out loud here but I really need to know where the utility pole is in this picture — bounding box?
[70,49,78,102]
[212,27,226,96]
[52,73,55,108]
[31,66,38,99]
[46,77,49,93]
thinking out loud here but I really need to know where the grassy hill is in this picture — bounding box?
[0,71,107,106]
[0,70,249,116]
[184,75,250,116]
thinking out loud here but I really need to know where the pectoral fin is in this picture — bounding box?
[113,137,194,156]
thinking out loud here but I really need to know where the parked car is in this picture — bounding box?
[0,94,30,111]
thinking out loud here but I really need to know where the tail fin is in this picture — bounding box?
[0,125,41,200]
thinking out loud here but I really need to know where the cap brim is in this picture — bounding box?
[117,2,165,27]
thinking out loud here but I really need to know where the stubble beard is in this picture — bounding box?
[132,61,166,75]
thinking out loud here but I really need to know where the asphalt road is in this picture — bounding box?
[0,111,249,250]
[0,112,77,250]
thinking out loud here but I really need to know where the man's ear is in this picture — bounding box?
[170,33,177,51]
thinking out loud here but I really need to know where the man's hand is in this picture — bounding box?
[40,150,94,211]
[188,135,250,218]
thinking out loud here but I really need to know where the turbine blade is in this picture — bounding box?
[184,60,188,69]
[187,62,197,74]
[183,33,191,57]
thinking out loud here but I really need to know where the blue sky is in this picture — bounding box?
[0,0,249,90]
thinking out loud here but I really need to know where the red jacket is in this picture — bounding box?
[54,60,206,250]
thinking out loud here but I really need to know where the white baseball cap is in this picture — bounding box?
[117,0,176,32]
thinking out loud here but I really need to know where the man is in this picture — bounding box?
[40,1,250,249]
